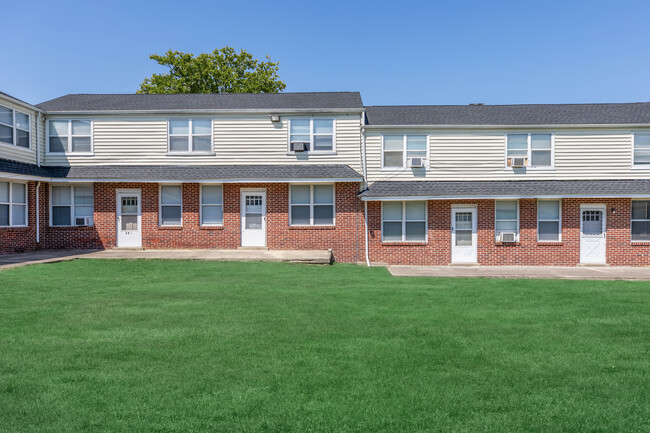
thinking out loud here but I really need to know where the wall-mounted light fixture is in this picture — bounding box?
[269,114,281,123]
[611,207,616,214]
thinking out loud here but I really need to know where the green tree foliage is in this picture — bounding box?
[137,47,286,94]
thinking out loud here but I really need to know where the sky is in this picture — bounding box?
[3,0,650,106]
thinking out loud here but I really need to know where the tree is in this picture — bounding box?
[137,47,286,94]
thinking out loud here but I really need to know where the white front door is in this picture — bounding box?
[580,205,606,264]
[116,190,142,248]
[241,189,266,247]
[451,206,477,263]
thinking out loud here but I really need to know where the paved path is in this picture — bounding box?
[0,249,332,270]
[387,265,650,281]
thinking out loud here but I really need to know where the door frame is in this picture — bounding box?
[451,204,478,264]
[240,188,267,247]
[116,188,142,248]
[579,203,607,264]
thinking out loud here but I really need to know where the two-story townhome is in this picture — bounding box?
[2,90,650,267]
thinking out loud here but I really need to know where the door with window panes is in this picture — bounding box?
[116,190,141,248]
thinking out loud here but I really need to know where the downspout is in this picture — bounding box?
[361,111,370,266]
[364,201,370,267]
[36,182,40,243]
[36,112,42,167]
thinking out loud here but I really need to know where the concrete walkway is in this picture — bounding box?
[387,265,650,281]
[0,249,332,270]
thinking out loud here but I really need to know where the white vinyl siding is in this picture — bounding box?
[200,185,223,226]
[381,201,427,242]
[0,181,27,227]
[633,133,650,166]
[159,185,182,226]
[288,118,335,153]
[48,120,92,154]
[289,184,335,226]
[631,200,650,242]
[495,200,519,241]
[168,119,213,153]
[50,185,94,226]
[537,200,561,242]
[382,134,427,169]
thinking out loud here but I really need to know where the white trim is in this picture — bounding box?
[287,117,337,154]
[451,205,478,264]
[0,180,28,227]
[537,199,562,242]
[158,184,183,227]
[116,188,142,248]
[579,203,607,264]
[494,199,519,242]
[632,132,650,168]
[240,188,267,247]
[380,200,428,243]
[46,118,94,155]
[381,133,430,170]
[167,118,214,154]
[44,108,365,115]
[365,123,650,130]
[0,104,31,149]
[199,183,224,227]
[630,199,650,243]
[505,132,555,169]
[361,194,650,201]
[288,184,336,226]
[49,183,94,227]
[0,93,43,113]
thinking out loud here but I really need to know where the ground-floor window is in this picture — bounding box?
[537,200,561,241]
[382,201,427,242]
[50,184,94,226]
[160,185,182,226]
[631,200,650,241]
[0,181,27,227]
[289,184,334,226]
[495,200,519,241]
[200,184,223,226]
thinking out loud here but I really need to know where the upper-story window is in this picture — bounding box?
[0,104,30,148]
[506,133,553,168]
[633,133,650,166]
[168,119,213,153]
[382,135,427,169]
[48,120,92,154]
[289,119,334,153]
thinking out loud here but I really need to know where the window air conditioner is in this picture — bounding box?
[509,157,527,168]
[408,157,425,168]
[499,232,517,243]
[75,217,92,226]
[291,142,309,152]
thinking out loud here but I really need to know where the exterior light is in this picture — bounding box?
[269,114,281,123]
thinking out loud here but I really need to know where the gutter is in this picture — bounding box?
[363,123,650,130]
[360,193,650,201]
[41,108,366,116]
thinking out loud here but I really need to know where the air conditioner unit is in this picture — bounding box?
[75,217,92,226]
[499,232,517,243]
[408,157,426,168]
[291,141,309,152]
[509,157,527,168]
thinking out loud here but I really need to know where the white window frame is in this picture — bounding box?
[381,134,430,170]
[537,199,562,242]
[167,118,214,154]
[200,184,224,226]
[46,119,94,155]
[159,184,183,227]
[631,199,650,242]
[49,184,94,227]
[495,200,520,242]
[380,200,428,243]
[632,132,650,168]
[0,181,28,227]
[0,104,31,149]
[289,184,336,226]
[287,118,336,154]
[505,133,554,169]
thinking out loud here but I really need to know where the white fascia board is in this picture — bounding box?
[360,194,650,201]
[42,108,364,116]
[0,94,43,113]
[8,176,363,183]
[364,123,650,130]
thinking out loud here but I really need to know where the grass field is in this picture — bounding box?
[1,259,649,432]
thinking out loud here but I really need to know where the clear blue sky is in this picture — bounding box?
[4,0,650,106]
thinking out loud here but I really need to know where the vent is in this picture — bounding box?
[499,232,516,243]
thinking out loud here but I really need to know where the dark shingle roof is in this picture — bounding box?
[359,180,650,199]
[36,92,364,112]
[0,158,56,178]
[365,103,650,126]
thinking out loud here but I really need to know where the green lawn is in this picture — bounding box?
[1,260,649,433]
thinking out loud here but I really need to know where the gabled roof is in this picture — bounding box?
[359,180,650,200]
[36,92,364,113]
[365,103,650,126]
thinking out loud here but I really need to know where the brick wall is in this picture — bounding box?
[0,181,38,254]
[367,198,650,266]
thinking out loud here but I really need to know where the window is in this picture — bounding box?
[0,181,27,227]
[382,135,427,169]
[48,120,92,153]
[168,119,212,153]
[382,201,427,242]
[633,133,650,166]
[160,185,182,226]
[495,200,518,241]
[289,184,334,225]
[289,118,334,152]
[0,104,30,148]
[631,200,650,241]
[538,200,561,242]
[506,133,552,168]
[201,185,223,226]
[50,185,94,226]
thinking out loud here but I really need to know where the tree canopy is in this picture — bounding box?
[137,47,286,94]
